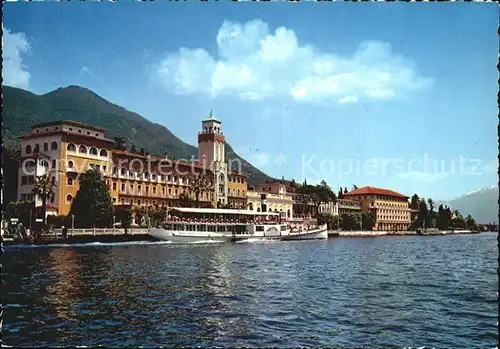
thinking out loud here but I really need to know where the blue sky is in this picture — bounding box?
[3,3,498,200]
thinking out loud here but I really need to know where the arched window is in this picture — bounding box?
[120,167,126,176]
[51,142,58,151]
[40,160,49,167]
[204,127,208,133]
[33,144,40,153]
[67,160,74,169]
[248,202,254,211]
[100,149,108,157]
[43,143,49,151]
[78,145,87,153]
[257,207,261,212]
[89,147,98,155]
[25,145,32,154]
[66,194,73,204]
[25,160,36,168]
[67,143,76,152]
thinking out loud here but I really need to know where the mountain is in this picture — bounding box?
[439,186,499,224]
[2,85,273,187]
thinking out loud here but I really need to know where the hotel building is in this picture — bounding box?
[342,186,411,231]
[17,113,247,217]
[247,181,293,218]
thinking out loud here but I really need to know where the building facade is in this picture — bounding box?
[342,186,411,231]
[247,181,293,218]
[318,199,361,216]
[17,113,247,218]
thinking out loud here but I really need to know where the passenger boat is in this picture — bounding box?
[148,207,328,243]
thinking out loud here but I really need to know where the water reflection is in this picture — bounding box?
[3,235,498,348]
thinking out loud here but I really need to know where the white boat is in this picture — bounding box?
[148,207,328,243]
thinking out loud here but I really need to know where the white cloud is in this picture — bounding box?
[151,19,432,104]
[2,26,31,89]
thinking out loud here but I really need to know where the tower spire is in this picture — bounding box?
[209,109,214,120]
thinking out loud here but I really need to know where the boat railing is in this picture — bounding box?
[165,217,281,225]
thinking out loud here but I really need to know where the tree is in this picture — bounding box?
[465,214,477,230]
[31,174,55,226]
[188,173,214,208]
[69,168,114,228]
[130,144,137,153]
[338,187,343,198]
[113,137,127,151]
[427,198,435,228]
[296,180,336,216]
[344,187,348,194]
[418,197,428,228]
[116,209,132,234]
[410,194,420,211]
[361,211,375,230]
[5,201,33,227]
[352,184,358,190]
[290,179,296,188]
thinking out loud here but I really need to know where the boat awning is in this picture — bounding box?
[170,207,279,216]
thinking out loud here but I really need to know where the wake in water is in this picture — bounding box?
[236,238,280,244]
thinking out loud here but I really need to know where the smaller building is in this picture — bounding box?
[319,199,361,216]
[247,180,294,219]
[227,172,248,209]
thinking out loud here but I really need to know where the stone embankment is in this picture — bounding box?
[329,230,478,237]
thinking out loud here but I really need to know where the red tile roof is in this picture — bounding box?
[342,186,408,198]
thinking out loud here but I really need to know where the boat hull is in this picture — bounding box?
[148,228,232,243]
[281,224,328,241]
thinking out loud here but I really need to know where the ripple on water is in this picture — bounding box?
[2,234,498,348]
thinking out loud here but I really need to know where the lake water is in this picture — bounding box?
[2,233,498,348]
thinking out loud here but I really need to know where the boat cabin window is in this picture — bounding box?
[281,225,287,231]
[256,226,264,232]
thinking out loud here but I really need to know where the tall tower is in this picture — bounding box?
[198,111,228,206]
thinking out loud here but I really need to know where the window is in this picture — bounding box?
[45,128,49,131]
[52,160,56,169]
[162,187,165,195]
[87,132,91,135]
[153,187,157,194]
[168,188,172,195]
[67,160,74,169]
[146,186,149,194]
[121,168,126,176]
[66,194,73,204]
[145,200,149,205]
[111,182,117,190]
[89,147,98,155]
[34,144,40,153]
[21,176,28,185]
[96,165,100,170]
[100,149,108,157]
[67,143,76,152]
[44,143,49,151]
[25,145,32,154]
[78,145,87,153]
[103,166,107,172]
[78,130,82,133]
[67,177,73,186]
[40,160,49,167]
[113,198,117,204]
[175,189,178,196]
[138,185,142,194]
[129,184,134,193]
[49,141,57,151]
[120,198,125,205]
[138,199,142,205]
[95,133,99,137]
[121,183,125,192]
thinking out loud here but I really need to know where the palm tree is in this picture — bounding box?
[188,173,214,208]
[31,174,55,227]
